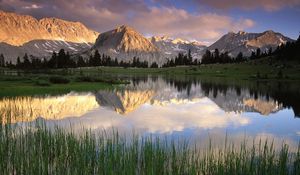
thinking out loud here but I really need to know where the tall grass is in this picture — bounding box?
[0,105,299,174]
[0,122,299,174]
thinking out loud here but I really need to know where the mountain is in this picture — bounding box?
[0,40,92,62]
[0,10,295,64]
[149,36,206,60]
[0,11,98,46]
[96,89,155,114]
[0,11,99,62]
[91,25,164,64]
[208,30,294,57]
[0,93,99,124]
[94,77,282,116]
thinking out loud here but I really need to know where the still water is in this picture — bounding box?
[1,76,300,147]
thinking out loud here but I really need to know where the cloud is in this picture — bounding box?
[196,0,300,11]
[0,0,255,43]
[31,97,250,134]
[22,4,42,9]
[132,7,255,42]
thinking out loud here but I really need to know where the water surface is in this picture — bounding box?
[2,76,300,147]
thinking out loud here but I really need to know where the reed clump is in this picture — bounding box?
[0,122,299,175]
[0,105,299,174]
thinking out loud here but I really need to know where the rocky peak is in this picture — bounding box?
[263,30,275,34]
[150,36,171,42]
[116,25,134,32]
[93,25,159,53]
[237,31,247,35]
[0,10,99,46]
[209,30,294,57]
[171,38,189,44]
[246,30,292,48]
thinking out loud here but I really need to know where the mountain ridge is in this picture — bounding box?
[0,10,296,63]
[208,30,294,57]
[0,10,99,46]
[90,25,164,64]
[93,25,159,53]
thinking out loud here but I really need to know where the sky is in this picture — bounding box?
[0,0,299,44]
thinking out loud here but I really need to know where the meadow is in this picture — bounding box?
[1,57,300,97]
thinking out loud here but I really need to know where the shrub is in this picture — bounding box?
[76,76,94,82]
[35,80,51,86]
[277,69,283,79]
[49,76,70,84]
[256,72,261,79]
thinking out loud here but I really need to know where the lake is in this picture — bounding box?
[1,75,300,148]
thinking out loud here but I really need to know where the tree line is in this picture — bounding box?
[0,49,162,69]
[272,35,300,61]
[0,35,299,69]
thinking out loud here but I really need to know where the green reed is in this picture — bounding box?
[0,112,299,174]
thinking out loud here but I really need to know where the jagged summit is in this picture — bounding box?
[246,30,288,48]
[0,10,99,46]
[90,25,165,65]
[115,25,135,33]
[149,35,207,60]
[208,30,294,57]
[237,31,247,35]
[150,36,172,43]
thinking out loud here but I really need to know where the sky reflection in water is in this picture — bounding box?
[4,76,300,147]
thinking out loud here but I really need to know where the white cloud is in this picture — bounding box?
[0,0,255,44]
[39,97,250,134]
[131,7,255,43]
[196,0,300,11]
[22,4,42,9]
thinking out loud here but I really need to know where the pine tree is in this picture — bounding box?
[16,57,21,68]
[201,50,212,64]
[77,56,86,67]
[114,58,118,67]
[57,49,66,68]
[250,51,256,60]
[256,48,261,58]
[214,49,220,63]
[236,52,243,63]
[0,54,5,67]
[150,62,158,68]
[187,49,192,65]
[268,48,273,56]
[48,52,58,68]
[23,53,31,69]
[94,50,101,66]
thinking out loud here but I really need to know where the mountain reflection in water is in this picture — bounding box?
[95,77,284,116]
[1,76,299,144]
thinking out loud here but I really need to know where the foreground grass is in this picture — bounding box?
[0,123,299,175]
[0,98,299,174]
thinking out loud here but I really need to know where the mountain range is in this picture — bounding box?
[95,78,283,116]
[208,30,294,57]
[0,11,295,64]
[0,11,98,62]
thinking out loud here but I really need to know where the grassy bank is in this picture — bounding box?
[0,123,299,175]
[0,73,128,97]
[1,57,300,98]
